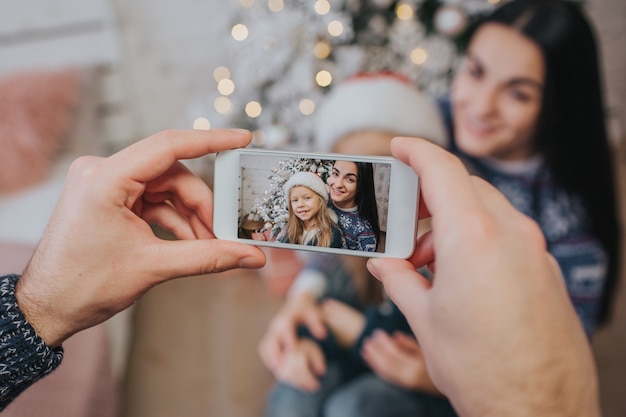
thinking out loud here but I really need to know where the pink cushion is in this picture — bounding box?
[0,69,81,193]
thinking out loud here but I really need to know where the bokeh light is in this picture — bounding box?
[245,101,263,118]
[315,70,332,87]
[313,41,331,59]
[268,0,284,12]
[232,24,249,41]
[314,0,331,15]
[327,20,344,37]
[299,99,315,115]
[214,96,232,114]
[396,3,414,21]
[217,78,235,95]
[213,66,231,82]
[410,47,428,65]
[193,117,211,130]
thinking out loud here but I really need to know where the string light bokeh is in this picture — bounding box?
[191,0,506,149]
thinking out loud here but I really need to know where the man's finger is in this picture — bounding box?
[391,137,483,230]
[148,239,265,282]
[409,229,435,269]
[109,129,251,183]
[367,257,431,333]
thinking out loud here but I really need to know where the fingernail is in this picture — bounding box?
[367,258,380,276]
[229,128,250,135]
[239,256,262,269]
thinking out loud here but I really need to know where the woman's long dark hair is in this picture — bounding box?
[477,0,621,326]
[354,162,381,250]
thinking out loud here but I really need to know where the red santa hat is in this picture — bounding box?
[313,72,448,152]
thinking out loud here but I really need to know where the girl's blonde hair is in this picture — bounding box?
[286,188,336,247]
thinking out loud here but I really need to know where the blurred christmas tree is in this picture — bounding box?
[199,0,587,235]
[247,156,334,238]
[193,0,500,149]
[192,0,585,150]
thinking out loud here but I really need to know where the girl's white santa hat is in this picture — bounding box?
[283,171,329,203]
[313,72,448,152]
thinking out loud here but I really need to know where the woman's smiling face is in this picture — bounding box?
[327,160,358,209]
[451,23,545,162]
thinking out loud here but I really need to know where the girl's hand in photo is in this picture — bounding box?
[251,229,274,241]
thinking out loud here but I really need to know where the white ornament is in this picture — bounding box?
[434,5,468,37]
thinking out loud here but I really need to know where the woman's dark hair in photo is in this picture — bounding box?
[355,162,381,250]
[476,0,621,326]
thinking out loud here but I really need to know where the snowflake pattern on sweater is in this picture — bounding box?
[457,150,607,337]
[330,205,377,252]
[438,97,608,336]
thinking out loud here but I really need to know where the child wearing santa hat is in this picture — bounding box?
[314,71,447,153]
[279,171,345,248]
[260,72,455,417]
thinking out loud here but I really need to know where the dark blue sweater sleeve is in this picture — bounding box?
[0,274,64,410]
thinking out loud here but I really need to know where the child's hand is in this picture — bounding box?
[362,330,440,395]
[320,298,365,348]
[251,229,275,241]
[259,292,326,372]
[274,338,327,392]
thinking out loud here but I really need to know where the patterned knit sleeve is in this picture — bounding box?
[355,217,377,252]
[356,232,377,252]
[0,274,64,410]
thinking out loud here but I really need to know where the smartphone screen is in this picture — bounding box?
[214,149,419,259]
[239,153,391,253]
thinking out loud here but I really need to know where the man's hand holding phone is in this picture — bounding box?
[367,137,600,417]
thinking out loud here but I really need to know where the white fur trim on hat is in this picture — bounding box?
[283,171,329,203]
[314,73,448,152]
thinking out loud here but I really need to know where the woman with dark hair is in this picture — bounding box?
[446,0,621,336]
[353,162,381,249]
[327,160,381,252]
[259,1,620,416]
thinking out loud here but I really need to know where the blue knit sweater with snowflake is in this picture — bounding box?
[456,152,606,335]
[0,274,64,410]
[330,204,377,252]
[440,100,607,336]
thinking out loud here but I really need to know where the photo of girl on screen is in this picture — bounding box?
[276,171,344,248]
[240,154,389,253]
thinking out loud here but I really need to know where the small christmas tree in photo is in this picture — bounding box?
[247,157,334,239]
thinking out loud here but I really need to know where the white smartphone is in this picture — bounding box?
[213,148,419,258]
